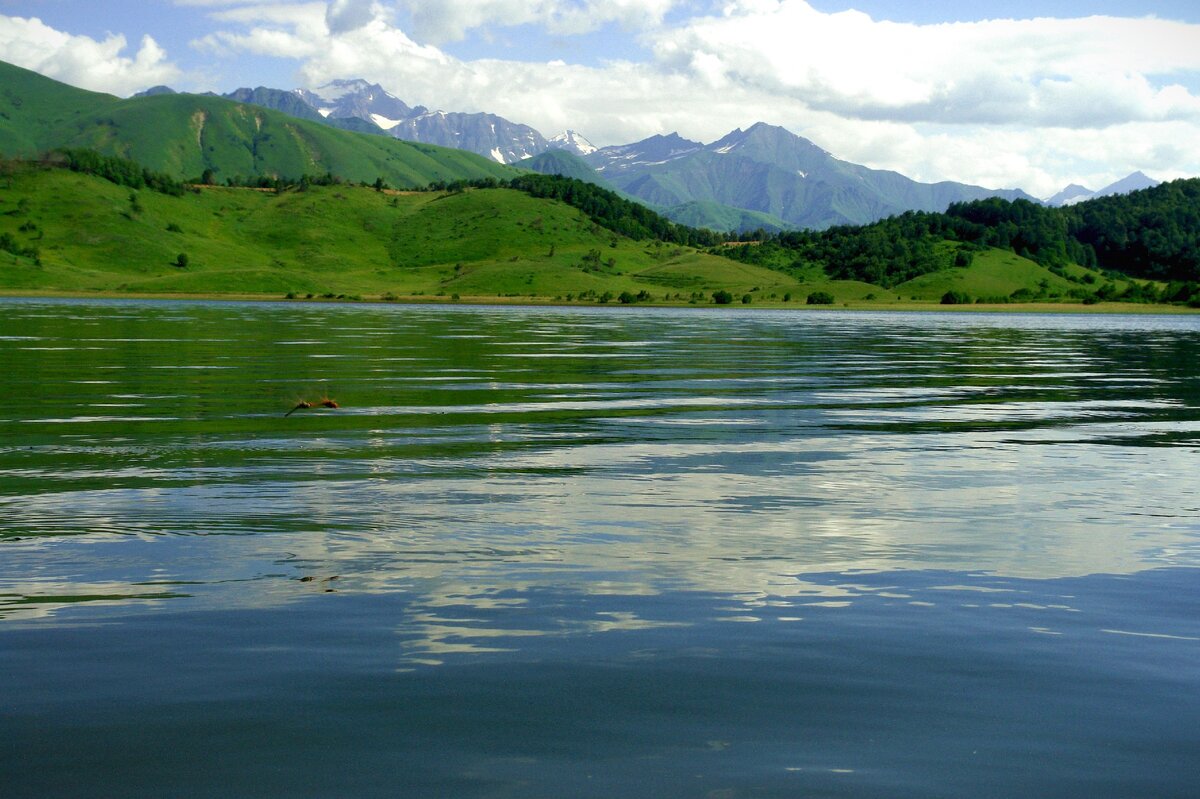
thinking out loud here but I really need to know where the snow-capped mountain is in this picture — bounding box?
[294,79,418,124]
[585,122,1036,229]
[586,133,704,178]
[388,110,548,163]
[214,74,1168,230]
[547,130,597,157]
[288,80,556,164]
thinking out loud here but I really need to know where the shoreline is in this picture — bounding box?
[0,288,1196,315]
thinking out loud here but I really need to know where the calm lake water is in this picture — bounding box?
[2,299,1199,797]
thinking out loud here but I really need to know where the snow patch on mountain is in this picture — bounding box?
[548,130,597,156]
[312,78,373,102]
[370,113,403,130]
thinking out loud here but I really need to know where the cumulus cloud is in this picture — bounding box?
[0,15,180,96]
[179,0,1200,197]
[652,2,1200,128]
[326,0,379,33]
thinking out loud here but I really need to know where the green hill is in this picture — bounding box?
[519,150,610,186]
[721,185,1200,307]
[0,60,514,188]
[0,161,1189,309]
[892,248,1088,301]
[0,163,797,301]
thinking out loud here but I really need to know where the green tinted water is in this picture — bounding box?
[2,300,1199,797]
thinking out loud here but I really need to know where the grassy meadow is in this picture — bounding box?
[0,163,1186,311]
[0,165,795,301]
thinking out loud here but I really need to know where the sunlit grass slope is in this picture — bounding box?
[893,249,1081,300]
[0,165,798,300]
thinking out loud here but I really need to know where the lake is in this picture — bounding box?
[2,299,1198,798]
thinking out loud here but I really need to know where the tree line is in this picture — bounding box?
[49,148,186,196]
[27,149,1200,302]
[721,180,1200,301]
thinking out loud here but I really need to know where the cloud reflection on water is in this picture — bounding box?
[1,302,1198,660]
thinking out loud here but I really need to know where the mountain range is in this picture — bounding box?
[3,56,1196,308]
[1045,171,1161,207]
[581,123,1042,230]
[6,60,1167,233]
[219,76,1158,231]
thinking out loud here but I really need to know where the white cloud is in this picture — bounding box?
[0,15,180,96]
[326,0,380,33]
[653,2,1200,128]
[206,2,327,24]
[178,0,1200,197]
[394,0,678,43]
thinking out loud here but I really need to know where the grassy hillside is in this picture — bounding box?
[0,60,514,188]
[892,248,1088,301]
[2,163,1185,309]
[0,62,115,154]
[519,150,610,186]
[0,164,797,301]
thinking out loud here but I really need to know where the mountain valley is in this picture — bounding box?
[0,59,1195,310]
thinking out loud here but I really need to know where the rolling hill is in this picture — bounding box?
[2,159,1171,309]
[518,150,610,186]
[0,162,796,301]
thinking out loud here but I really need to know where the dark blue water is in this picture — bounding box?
[2,300,1199,797]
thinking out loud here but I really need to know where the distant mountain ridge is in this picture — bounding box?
[295,79,418,123]
[287,80,556,164]
[27,62,1179,234]
[146,74,1167,231]
[221,86,382,135]
[518,148,792,233]
[584,123,1039,230]
[1046,171,1160,207]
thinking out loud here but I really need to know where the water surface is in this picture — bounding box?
[2,300,1199,797]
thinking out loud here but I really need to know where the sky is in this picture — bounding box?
[1,0,1199,198]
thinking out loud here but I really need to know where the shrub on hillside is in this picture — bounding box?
[941,290,972,305]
